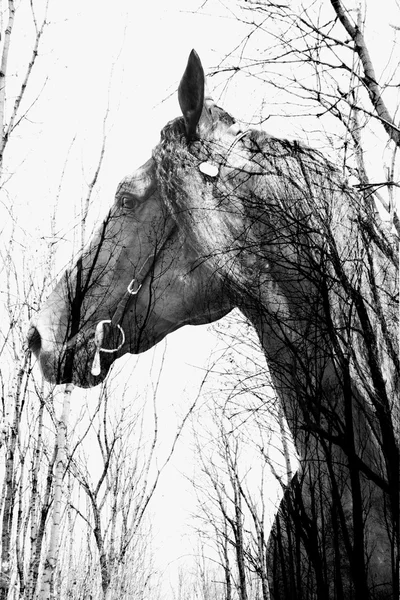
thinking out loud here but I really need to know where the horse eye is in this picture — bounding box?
[121,196,134,209]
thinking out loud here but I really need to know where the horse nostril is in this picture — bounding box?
[27,325,42,355]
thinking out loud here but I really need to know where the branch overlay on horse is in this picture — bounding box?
[27,50,399,599]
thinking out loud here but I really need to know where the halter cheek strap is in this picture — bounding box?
[90,231,173,377]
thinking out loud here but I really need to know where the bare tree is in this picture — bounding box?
[190,379,293,600]
[0,0,50,176]
[197,3,399,598]
[211,0,399,226]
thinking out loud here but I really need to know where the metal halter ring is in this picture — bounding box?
[94,320,125,353]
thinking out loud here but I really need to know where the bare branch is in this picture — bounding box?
[330,0,400,146]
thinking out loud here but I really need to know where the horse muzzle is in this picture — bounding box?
[27,322,66,383]
[26,322,115,387]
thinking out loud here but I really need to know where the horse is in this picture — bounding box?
[28,50,399,599]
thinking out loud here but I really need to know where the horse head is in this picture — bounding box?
[27,50,247,387]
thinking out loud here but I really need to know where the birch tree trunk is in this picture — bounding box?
[0,361,25,600]
[38,384,73,600]
[0,0,15,174]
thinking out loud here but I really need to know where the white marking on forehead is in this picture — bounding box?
[199,162,219,177]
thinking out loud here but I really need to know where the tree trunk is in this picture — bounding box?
[38,384,73,600]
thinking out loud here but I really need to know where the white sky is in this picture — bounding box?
[2,0,398,594]
[6,0,398,237]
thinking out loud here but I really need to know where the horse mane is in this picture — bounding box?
[152,114,366,291]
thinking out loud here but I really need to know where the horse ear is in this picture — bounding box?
[178,49,205,140]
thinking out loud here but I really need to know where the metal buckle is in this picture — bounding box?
[127,279,142,295]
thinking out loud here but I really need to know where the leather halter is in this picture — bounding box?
[91,126,250,376]
[91,230,173,376]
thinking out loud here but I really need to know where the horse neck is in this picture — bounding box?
[241,269,346,430]
[243,283,384,476]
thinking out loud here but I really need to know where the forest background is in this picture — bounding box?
[0,0,398,598]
